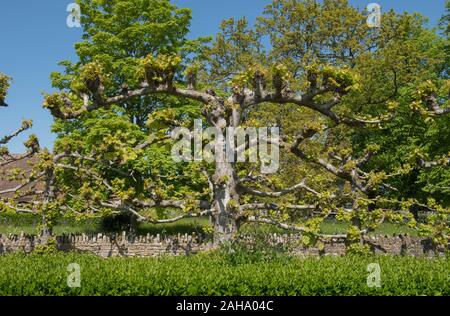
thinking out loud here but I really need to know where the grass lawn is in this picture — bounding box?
[240,220,418,236]
[0,213,211,236]
[0,213,418,236]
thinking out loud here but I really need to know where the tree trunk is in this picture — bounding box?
[207,99,242,245]
[129,214,138,235]
[211,125,240,243]
[41,167,56,244]
[211,158,240,244]
[40,211,52,245]
[212,211,239,244]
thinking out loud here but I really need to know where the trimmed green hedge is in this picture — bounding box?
[0,252,448,296]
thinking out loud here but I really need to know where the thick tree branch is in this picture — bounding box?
[132,198,211,210]
[0,151,34,168]
[238,179,320,197]
[49,83,215,119]
[0,202,37,214]
[54,152,132,178]
[423,93,450,116]
[246,216,308,232]
[100,200,212,223]
[418,156,450,168]
[0,172,45,195]
[241,203,316,211]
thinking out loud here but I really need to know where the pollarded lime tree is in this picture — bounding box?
[200,0,450,245]
[42,0,449,246]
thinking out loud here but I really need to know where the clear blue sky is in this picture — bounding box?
[0,0,446,153]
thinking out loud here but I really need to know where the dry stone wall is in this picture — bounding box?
[0,232,447,258]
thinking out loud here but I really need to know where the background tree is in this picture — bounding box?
[42,0,449,247]
[345,2,450,243]
[441,0,450,37]
[49,0,211,232]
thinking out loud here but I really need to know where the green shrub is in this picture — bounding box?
[0,252,448,296]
